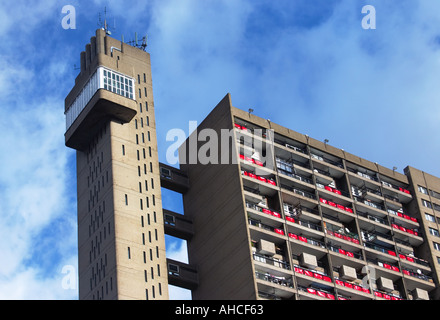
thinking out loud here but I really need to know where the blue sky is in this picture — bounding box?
[0,0,439,300]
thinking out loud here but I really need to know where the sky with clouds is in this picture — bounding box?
[0,0,439,300]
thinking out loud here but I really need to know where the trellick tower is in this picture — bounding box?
[64,28,168,300]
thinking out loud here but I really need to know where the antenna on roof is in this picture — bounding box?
[98,7,114,35]
[127,32,148,51]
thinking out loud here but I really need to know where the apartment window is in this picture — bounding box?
[418,185,428,194]
[122,145,125,155]
[437,257,440,265]
[434,203,440,212]
[138,74,141,84]
[144,87,147,97]
[102,68,134,99]
[127,247,131,259]
[143,73,146,83]
[139,103,143,113]
[146,116,149,126]
[425,213,435,222]
[430,190,440,200]
[429,228,440,237]
[422,199,433,209]
[125,194,128,205]
[434,242,440,251]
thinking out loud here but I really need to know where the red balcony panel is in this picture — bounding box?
[325,186,333,192]
[272,211,281,218]
[314,273,323,280]
[286,217,295,223]
[345,207,353,213]
[289,232,298,239]
[307,288,316,295]
[305,270,314,277]
[336,279,344,286]
[274,228,284,235]
[254,160,264,167]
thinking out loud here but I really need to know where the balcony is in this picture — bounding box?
[391,222,423,246]
[381,180,412,203]
[242,170,278,197]
[363,241,398,263]
[286,216,323,238]
[388,208,419,226]
[402,268,436,291]
[357,210,390,234]
[334,278,372,299]
[246,201,282,219]
[248,218,285,240]
[297,285,338,300]
[253,252,291,272]
[373,289,404,300]
[255,271,294,288]
[328,244,364,269]
[399,253,431,272]
[317,183,351,199]
[347,167,379,183]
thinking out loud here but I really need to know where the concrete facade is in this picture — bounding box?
[66,30,440,301]
[65,29,168,300]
